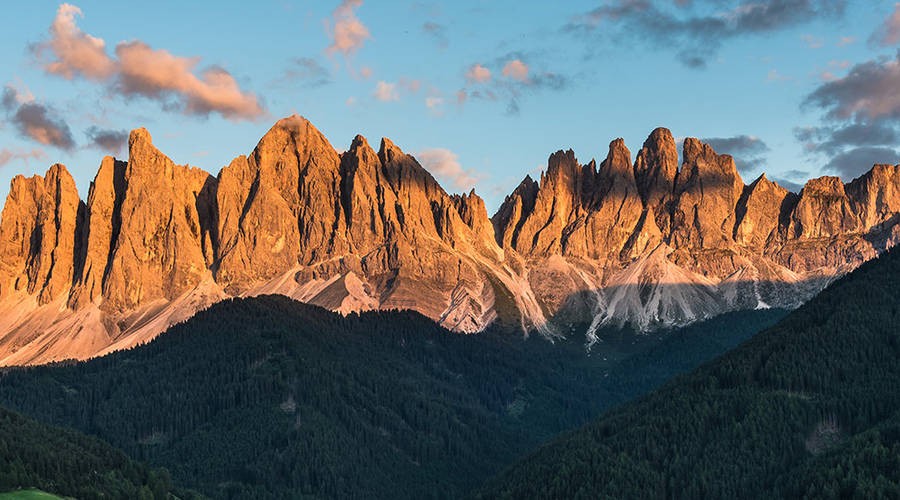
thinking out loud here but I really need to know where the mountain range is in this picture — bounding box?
[2,115,900,365]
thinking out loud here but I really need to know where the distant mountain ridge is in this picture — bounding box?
[1,115,899,365]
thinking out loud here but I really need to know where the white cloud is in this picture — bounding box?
[502,59,529,82]
[30,4,264,121]
[464,63,491,83]
[416,147,481,191]
[326,0,371,56]
[373,81,398,101]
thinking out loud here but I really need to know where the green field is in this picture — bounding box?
[0,490,65,500]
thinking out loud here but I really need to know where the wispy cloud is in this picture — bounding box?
[0,148,48,168]
[564,0,846,69]
[423,22,448,48]
[85,126,127,154]
[281,57,331,88]
[372,81,398,101]
[800,34,824,48]
[701,134,769,175]
[869,3,900,47]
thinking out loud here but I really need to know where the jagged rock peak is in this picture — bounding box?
[633,127,678,233]
[452,189,493,239]
[543,149,578,182]
[378,137,404,164]
[670,137,744,248]
[0,163,80,304]
[273,114,313,133]
[800,176,845,197]
[128,127,152,146]
[600,138,632,174]
[734,172,791,248]
[349,134,370,150]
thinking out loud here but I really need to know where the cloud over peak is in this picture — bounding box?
[416,147,481,191]
[31,3,265,121]
[85,126,127,153]
[326,0,371,57]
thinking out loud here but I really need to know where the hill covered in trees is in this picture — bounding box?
[0,406,197,499]
[479,246,900,499]
[0,295,781,499]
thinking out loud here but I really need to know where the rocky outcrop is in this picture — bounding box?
[633,127,678,235]
[733,174,793,250]
[2,116,900,365]
[670,138,745,249]
[0,164,81,304]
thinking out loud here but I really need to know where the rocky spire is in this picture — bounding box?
[670,137,745,248]
[492,175,539,250]
[733,174,792,249]
[0,164,81,304]
[633,127,678,235]
[69,156,126,307]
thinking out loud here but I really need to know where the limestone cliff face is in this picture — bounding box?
[733,174,793,250]
[97,129,216,313]
[633,127,678,236]
[0,164,81,304]
[3,117,900,365]
[670,138,745,249]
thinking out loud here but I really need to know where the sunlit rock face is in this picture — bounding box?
[2,115,900,365]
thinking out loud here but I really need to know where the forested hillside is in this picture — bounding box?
[480,246,900,499]
[0,406,197,499]
[0,296,780,499]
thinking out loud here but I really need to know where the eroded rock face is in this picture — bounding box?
[734,174,793,250]
[98,129,216,313]
[3,117,900,366]
[634,127,678,235]
[216,115,345,291]
[670,138,745,249]
[0,164,81,304]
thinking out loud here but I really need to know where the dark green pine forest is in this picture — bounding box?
[0,294,781,499]
[479,245,900,500]
[0,405,198,499]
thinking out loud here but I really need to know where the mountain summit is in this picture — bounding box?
[1,115,899,365]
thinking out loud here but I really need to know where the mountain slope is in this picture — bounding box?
[0,297,782,499]
[478,245,900,499]
[2,115,900,365]
[0,406,196,499]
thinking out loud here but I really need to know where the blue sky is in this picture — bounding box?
[1,0,898,210]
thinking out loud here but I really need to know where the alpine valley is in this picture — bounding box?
[1,115,900,365]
